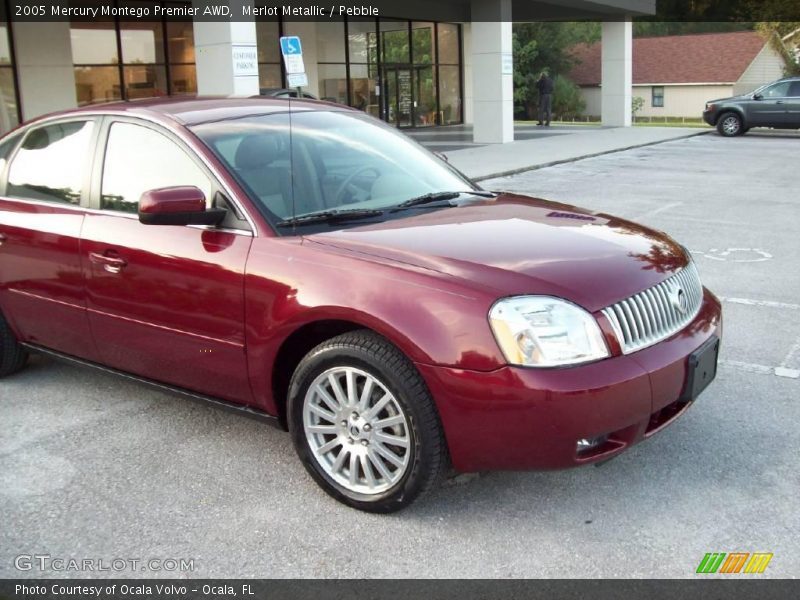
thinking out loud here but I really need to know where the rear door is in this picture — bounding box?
[0,119,99,360]
[81,118,254,403]
[785,81,800,127]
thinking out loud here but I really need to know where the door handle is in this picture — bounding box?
[776,100,785,105]
[89,251,128,274]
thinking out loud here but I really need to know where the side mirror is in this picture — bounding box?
[753,93,763,101]
[138,186,226,226]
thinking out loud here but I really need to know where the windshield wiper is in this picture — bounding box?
[276,208,384,227]
[392,190,497,210]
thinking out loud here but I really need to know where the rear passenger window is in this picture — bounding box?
[7,121,94,205]
[101,122,213,213]
[789,81,800,97]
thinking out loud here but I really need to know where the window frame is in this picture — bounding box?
[652,86,665,108]
[0,117,101,208]
[89,115,253,234]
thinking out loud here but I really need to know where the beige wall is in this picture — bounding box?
[579,84,733,119]
[734,44,787,96]
[633,84,732,118]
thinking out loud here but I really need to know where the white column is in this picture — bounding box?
[461,23,474,125]
[13,22,77,121]
[193,0,259,96]
[470,0,513,143]
[601,19,633,127]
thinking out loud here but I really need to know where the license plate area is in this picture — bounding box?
[680,336,719,403]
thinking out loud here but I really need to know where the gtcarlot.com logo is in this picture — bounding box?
[14,554,195,573]
[696,552,773,574]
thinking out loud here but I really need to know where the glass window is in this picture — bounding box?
[652,86,665,108]
[318,64,347,104]
[789,81,800,97]
[256,20,281,63]
[167,19,195,63]
[316,21,346,63]
[414,66,437,126]
[380,20,409,64]
[412,22,435,64]
[170,64,197,95]
[191,111,471,225]
[70,21,118,64]
[120,14,165,64]
[439,65,461,125]
[762,81,790,98]
[75,66,122,106]
[258,64,283,90]
[0,67,19,134]
[349,64,379,117]
[7,121,94,205]
[124,65,168,100]
[348,20,377,64]
[101,122,212,213]
[437,23,459,64]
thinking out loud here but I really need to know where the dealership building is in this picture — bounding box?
[0,0,653,141]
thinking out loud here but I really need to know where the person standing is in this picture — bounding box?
[536,71,554,126]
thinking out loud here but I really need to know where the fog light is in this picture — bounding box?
[576,435,608,454]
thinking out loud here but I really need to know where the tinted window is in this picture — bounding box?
[762,82,790,98]
[788,81,800,97]
[0,132,21,173]
[7,121,94,205]
[191,111,471,223]
[101,122,212,213]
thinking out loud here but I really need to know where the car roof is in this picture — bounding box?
[36,96,349,127]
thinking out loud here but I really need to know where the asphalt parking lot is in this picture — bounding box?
[2,130,799,579]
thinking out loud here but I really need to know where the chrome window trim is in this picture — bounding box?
[8,110,261,237]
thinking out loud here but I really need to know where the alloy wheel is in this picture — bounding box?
[721,115,741,136]
[302,367,411,495]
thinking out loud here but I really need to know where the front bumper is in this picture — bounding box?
[418,289,722,472]
[702,109,718,126]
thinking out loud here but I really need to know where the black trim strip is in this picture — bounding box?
[22,343,282,428]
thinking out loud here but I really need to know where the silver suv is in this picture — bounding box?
[703,77,800,136]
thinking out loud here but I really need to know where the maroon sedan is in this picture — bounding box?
[0,98,721,512]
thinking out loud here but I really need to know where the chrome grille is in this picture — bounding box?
[601,262,703,354]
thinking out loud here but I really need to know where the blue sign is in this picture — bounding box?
[280,36,302,56]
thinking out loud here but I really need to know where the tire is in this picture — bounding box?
[288,330,448,512]
[717,112,744,137]
[0,312,28,378]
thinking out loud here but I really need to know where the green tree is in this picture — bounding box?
[552,76,586,119]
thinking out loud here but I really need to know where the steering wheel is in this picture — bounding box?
[333,166,381,206]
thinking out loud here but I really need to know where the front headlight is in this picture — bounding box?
[489,296,609,367]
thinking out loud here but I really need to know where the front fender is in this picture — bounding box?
[243,237,506,413]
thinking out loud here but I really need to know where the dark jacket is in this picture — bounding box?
[536,75,554,95]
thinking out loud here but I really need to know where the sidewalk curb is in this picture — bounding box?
[471,130,712,182]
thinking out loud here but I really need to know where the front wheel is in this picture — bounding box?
[288,330,448,512]
[717,112,744,137]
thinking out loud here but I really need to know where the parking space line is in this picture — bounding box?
[631,201,683,220]
[719,297,800,311]
[720,360,800,380]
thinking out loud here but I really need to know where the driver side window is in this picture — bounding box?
[762,82,790,98]
[101,122,213,213]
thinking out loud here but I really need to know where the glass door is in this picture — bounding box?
[382,67,413,128]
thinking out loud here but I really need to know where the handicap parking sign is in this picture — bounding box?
[280,36,302,56]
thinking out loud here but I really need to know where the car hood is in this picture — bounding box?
[708,94,751,104]
[307,194,689,313]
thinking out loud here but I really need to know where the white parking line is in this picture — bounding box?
[720,360,800,380]
[719,297,800,311]
[632,201,683,220]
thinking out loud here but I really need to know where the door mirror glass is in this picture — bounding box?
[139,186,225,226]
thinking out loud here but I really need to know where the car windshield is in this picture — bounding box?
[190,110,475,229]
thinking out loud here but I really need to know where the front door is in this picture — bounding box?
[81,119,253,404]
[749,80,793,127]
